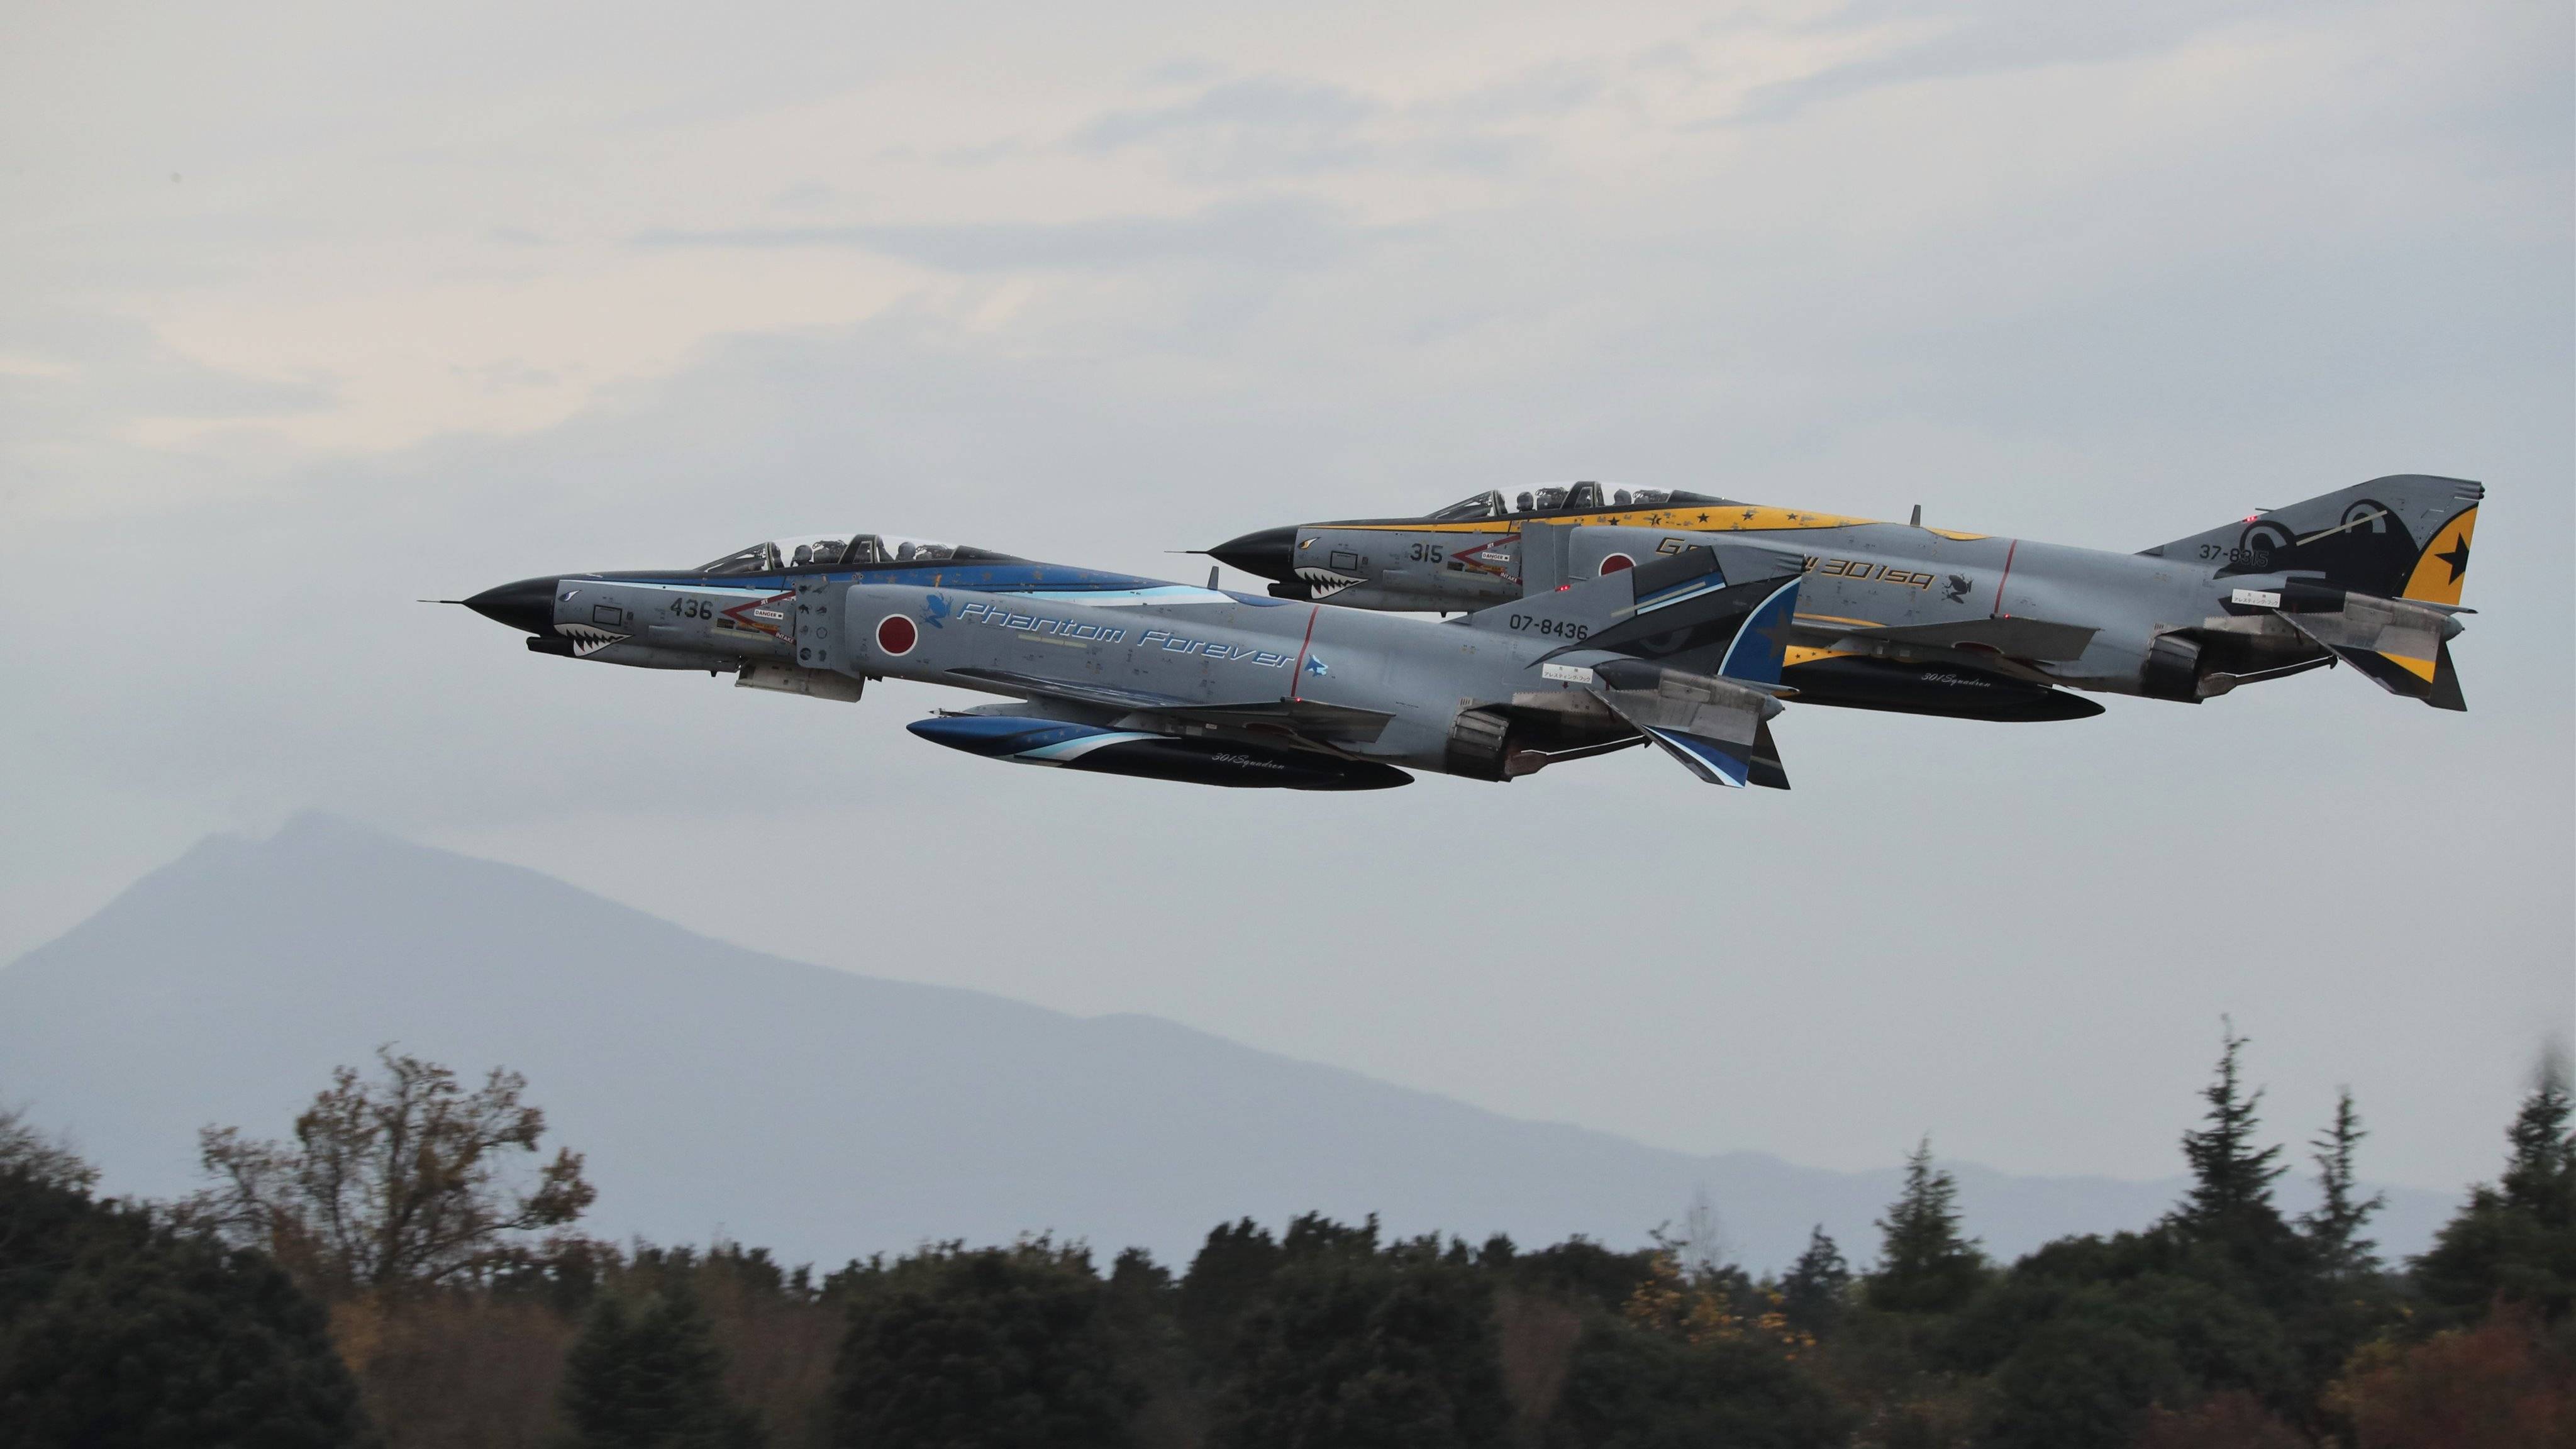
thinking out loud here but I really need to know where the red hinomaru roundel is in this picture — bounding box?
[876,614,919,655]
[1599,553,1636,575]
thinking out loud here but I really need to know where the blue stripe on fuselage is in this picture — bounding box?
[581,562,1170,593]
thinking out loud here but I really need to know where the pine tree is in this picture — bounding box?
[558,1283,765,1448]
[1208,1236,1507,1449]
[832,1240,1137,1448]
[2414,1052,2576,1321]
[1868,1138,1986,1314]
[2296,1087,2385,1274]
[2497,1055,2576,1227]
[1779,1226,1851,1334]
[0,1163,369,1447]
[1179,1218,1285,1353]
[2172,1024,2288,1238]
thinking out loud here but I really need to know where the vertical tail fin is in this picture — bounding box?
[1714,575,1802,687]
[1468,523,1806,679]
[2145,475,2481,603]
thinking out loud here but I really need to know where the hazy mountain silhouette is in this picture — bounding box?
[0,815,2451,1272]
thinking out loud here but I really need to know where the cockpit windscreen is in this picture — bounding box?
[1426,490,1507,522]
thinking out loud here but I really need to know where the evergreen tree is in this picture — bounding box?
[558,1282,764,1448]
[1208,1236,1507,1449]
[1278,1210,1382,1263]
[1102,1245,1175,1334]
[0,1099,96,1193]
[2414,1053,2576,1321]
[1779,1226,1850,1335]
[832,1240,1138,1448]
[1544,1318,1850,1449]
[2172,1025,2288,1240]
[2497,1055,2576,1225]
[1867,1139,1985,1314]
[1179,1218,1285,1353]
[1953,1246,2306,1449]
[2296,1087,2384,1275]
[0,1164,368,1448]
[1503,1236,1662,1314]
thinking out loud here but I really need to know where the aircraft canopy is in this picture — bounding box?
[694,534,1010,574]
[1505,483,1736,514]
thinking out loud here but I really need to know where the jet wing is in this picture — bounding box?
[946,669,1394,744]
[1794,616,2098,667]
[947,668,1191,714]
[1171,699,1396,742]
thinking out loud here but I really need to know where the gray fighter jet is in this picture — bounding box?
[453,525,1814,790]
[1207,475,2483,719]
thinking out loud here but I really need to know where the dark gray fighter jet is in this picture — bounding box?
[1208,475,2483,719]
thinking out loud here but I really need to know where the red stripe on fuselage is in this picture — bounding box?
[1290,605,1321,701]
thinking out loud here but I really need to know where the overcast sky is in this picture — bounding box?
[4,0,2568,1201]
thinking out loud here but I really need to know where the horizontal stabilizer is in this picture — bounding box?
[1640,725,1758,787]
[2261,596,2464,711]
[1585,661,1789,790]
[1748,719,1790,790]
[2298,636,2465,711]
[2429,642,2466,711]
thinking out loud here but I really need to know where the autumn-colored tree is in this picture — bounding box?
[186,1046,594,1296]
[2129,1390,2309,1449]
[2325,1306,2576,1448]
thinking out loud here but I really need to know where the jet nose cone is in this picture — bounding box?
[462,577,560,635]
[1208,526,1298,583]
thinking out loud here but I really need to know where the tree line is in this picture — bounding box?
[1,1030,2569,1447]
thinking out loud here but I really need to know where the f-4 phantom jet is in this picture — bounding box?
[454,525,1818,790]
[1208,475,2483,719]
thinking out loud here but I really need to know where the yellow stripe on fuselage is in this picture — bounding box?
[2383,652,2439,683]
[1331,504,1985,538]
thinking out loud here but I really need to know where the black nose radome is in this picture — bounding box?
[1208,526,1298,583]
[462,577,560,635]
